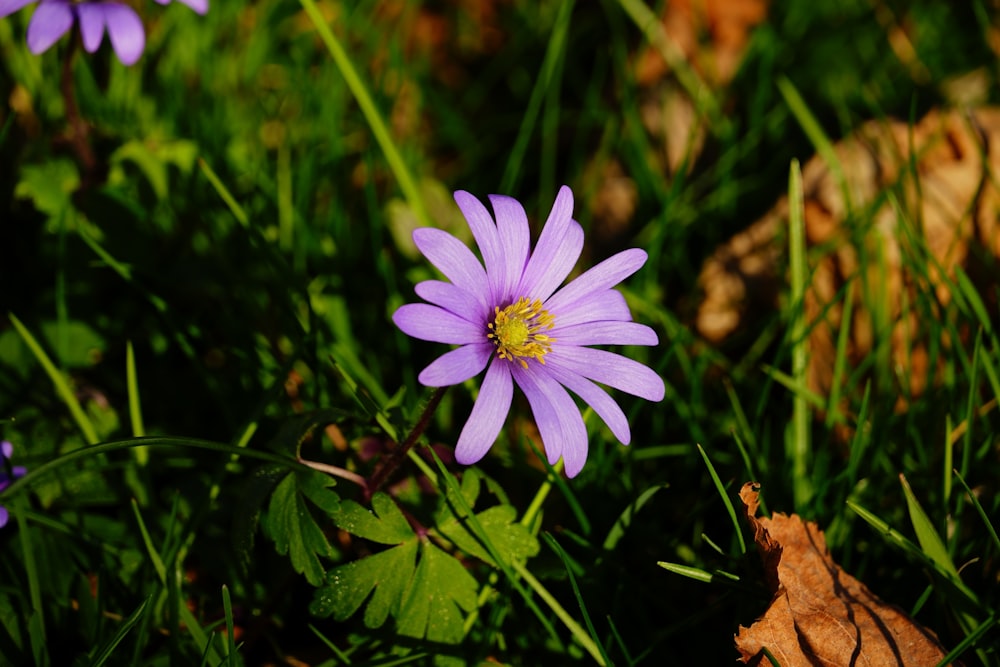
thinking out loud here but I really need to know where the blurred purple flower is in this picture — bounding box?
[0,441,28,529]
[392,186,665,477]
[154,0,208,15]
[0,0,145,65]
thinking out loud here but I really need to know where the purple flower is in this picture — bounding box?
[154,0,208,15]
[392,186,665,477]
[0,441,28,528]
[0,0,145,66]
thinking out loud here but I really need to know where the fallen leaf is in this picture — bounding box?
[696,107,1000,409]
[735,484,951,666]
[632,0,769,176]
[635,0,770,88]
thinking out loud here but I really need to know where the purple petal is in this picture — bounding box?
[1,440,12,459]
[75,3,145,65]
[454,191,504,305]
[417,343,493,387]
[412,228,489,309]
[512,365,589,477]
[0,0,34,19]
[26,1,73,54]
[0,506,8,529]
[489,194,530,303]
[542,364,630,444]
[550,321,658,347]
[551,290,632,328]
[414,280,488,324]
[547,346,665,402]
[102,3,145,65]
[158,0,209,14]
[184,0,210,14]
[545,248,648,318]
[455,361,513,465]
[517,186,582,302]
[75,3,105,53]
[392,304,484,345]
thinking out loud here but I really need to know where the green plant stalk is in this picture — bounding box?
[617,0,723,132]
[787,159,812,509]
[778,78,849,209]
[222,585,237,663]
[511,559,607,666]
[825,279,855,428]
[126,341,148,465]
[952,469,1000,554]
[697,444,747,554]
[277,143,294,254]
[367,386,447,498]
[9,312,99,445]
[132,499,221,664]
[657,561,715,583]
[13,497,47,661]
[0,437,309,500]
[198,158,249,228]
[520,459,565,529]
[299,0,430,229]
[500,0,574,193]
[544,533,613,666]
[89,597,149,667]
[426,450,563,650]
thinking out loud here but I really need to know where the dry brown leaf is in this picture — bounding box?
[735,484,952,666]
[635,0,770,88]
[696,107,1000,408]
[632,0,769,176]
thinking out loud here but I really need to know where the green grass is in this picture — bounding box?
[0,0,998,664]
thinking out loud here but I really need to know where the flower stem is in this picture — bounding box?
[365,386,447,499]
[520,458,564,529]
[59,35,97,184]
[298,456,367,488]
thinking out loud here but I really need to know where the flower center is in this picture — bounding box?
[488,297,555,368]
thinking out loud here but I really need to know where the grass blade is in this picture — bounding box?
[298,0,429,228]
[696,444,746,555]
[544,533,613,667]
[88,597,150,667]
[786,158,812,509]
[9,312,99,445]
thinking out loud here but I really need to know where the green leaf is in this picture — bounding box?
[266,470,340,586]
[310,539,419,627]
[397,542,479,644]
[313,490,483,645]
[898,474,959,579]
[232,464,290,573]
[435,505,539,567]
[334,493,414,545]
[109,139,199,200]
[14,158,79,218]
[432,469,539,567]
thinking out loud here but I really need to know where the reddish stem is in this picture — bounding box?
[59,33,97,184]
[365,386,447,500]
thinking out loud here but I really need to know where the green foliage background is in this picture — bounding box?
[0,0,998,664]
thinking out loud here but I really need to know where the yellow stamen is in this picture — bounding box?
[487,297,555,369]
